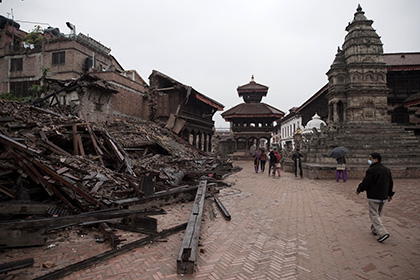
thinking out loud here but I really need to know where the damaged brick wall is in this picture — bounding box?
[94,72,148,120]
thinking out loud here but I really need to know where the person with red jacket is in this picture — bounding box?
[272,150,281,177]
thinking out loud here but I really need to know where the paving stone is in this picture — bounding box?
[2,160,420,279]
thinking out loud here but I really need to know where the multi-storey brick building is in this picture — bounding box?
[0,17,148,122]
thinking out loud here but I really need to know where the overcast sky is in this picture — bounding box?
[2,0,419,128]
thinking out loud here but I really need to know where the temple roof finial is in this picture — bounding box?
[357,4,362,12]
[251,75,255,82]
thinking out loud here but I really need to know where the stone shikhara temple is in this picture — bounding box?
[300,5,420,178]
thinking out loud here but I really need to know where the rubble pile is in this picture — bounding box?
[0,99,240,278]
[0,99,237,215]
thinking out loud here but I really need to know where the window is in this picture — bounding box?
[10,58,23,71]
[9,81,38,97]
[52,51,65,65]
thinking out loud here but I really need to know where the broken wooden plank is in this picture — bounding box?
[30,105,65,118]
[10,152,40,185]
[72,124,79,156]
[29,158,107,209]
[113,184,198,209]
[33,223,187,280]
[39,140,72,157]
[0,133,41,155]
[90,181,104,194]
[0,208,165,231]
[0,208,165,248]
[0,258,34,274]
[177,180,207,274]
[106,137,124,162]
[0,202,56,216]
[76,134,86,156]
[140,175,154,197]
[102,129,134,175]
[214,197,231,221]
[125,175,142,196]
[0,184,16,199]
[56,167,70,175]
[99,222,121,249]
[81,112,104,166]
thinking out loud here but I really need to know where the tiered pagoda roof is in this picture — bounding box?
[222,76,284,121]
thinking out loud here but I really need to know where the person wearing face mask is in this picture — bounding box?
[356,152,395,242]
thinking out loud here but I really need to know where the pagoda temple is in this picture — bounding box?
[221,76,284,153]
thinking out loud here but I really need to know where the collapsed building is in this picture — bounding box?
[0,99,238,278]
[0,16,229,277]
[0,16,223,152]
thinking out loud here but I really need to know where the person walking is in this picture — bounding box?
[253,150,260,173]
[268,149,276,176]
[336,156,347,182]
[292,148,303,179]
[356,152,394,243]
[259,149,267,173]
[273,150,281,177]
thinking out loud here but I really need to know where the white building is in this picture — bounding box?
[303,113,327,135]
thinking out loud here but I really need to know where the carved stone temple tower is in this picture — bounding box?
[304,5,420,179]
[326,4,389,124]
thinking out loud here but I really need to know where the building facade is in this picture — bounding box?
[148,70,224,152]
[0,19,148,122]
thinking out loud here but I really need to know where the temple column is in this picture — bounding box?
[198,132,202,150]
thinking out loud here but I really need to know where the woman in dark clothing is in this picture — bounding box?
[253,150,260,173]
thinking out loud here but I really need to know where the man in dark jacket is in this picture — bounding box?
[356,152,394,242]
[292,148,303,179]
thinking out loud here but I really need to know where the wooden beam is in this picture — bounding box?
[113,185,198,209]
[99,222,121,249]
[177,180,207,274]
[29,158,107,209]
[76,134,86,156]
[81,112,104,166]
[72,124,79,156]
[0,133,41,155]
[29,106,64,118]
[0,184,16,199]
[0,258,34,274]
[214,197,231,221]
[33,223,187,280]
[0,202,56,216]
